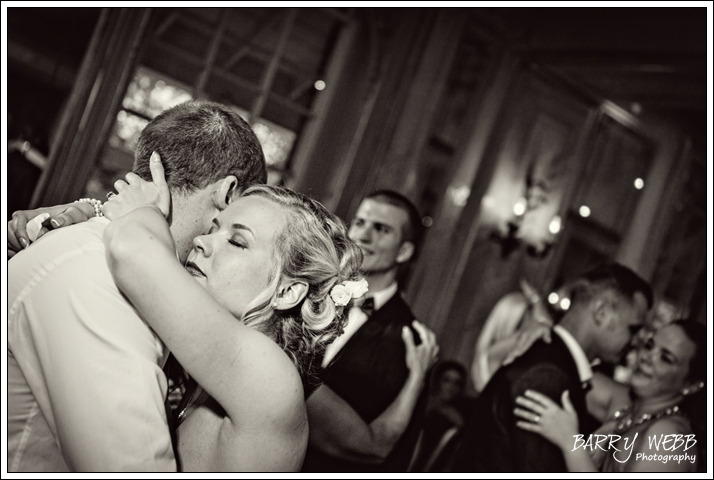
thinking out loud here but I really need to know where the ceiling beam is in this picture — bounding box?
[318,7,354,23]
[288,78,315,101]
[150,38,312,117]
[154,11,179,38]
[164,9,315,83]
[223,13,281,69]
[612,93,707,112]
[249,8,298,123]
[195,8,231,95]
[524,50,704,75]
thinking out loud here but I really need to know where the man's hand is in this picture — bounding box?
[8,202,95,258]
[103,152,171,220]
[403,320,439,383]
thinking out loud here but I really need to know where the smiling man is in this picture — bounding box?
[323,190,423,368]
[347,192,418,295]
[302,190,435,472]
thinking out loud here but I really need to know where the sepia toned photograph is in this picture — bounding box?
[4,3,710,475]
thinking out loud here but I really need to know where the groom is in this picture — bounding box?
[8,100,266,471]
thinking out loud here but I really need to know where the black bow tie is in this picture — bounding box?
[360,297,375,316]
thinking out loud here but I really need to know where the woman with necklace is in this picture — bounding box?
[513,319,705,472]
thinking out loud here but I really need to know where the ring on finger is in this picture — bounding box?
[107,191,116,200]
[533,414,540,423]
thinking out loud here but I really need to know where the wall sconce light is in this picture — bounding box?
[490,174,561,259]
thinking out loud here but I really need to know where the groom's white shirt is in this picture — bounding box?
[8,217,175,472]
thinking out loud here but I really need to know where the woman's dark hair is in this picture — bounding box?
[671,319,706,383]
[670,319,707,473]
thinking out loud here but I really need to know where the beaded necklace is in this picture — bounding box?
[612,404,681,435]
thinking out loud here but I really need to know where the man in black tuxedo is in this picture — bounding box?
[449,263,653,472]
[302,190,437,472]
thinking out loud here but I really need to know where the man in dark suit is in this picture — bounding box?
[302,190,438,472]
[449,263,653,472]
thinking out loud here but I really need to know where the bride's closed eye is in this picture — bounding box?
[229,236,247,249]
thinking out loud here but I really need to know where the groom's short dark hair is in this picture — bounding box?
[133,100,267,194]
[570,262,653,310]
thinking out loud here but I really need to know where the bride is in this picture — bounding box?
[99,156,439,471]
[8,155,439,471]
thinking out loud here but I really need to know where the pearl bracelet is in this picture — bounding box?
[77,198,104,217]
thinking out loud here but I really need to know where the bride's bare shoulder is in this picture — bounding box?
[219,327,307,422]
[215,340,309,472]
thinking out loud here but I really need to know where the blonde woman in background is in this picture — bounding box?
[471,280,553,393]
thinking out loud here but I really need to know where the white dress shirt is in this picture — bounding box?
[7,218,175,472]
[552,324,594,385]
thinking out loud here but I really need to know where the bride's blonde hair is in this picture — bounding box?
[238,185,364,380]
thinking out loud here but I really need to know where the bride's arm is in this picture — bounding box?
[103,160,306,471]
[306,322,438,463]
[103,206,289,406]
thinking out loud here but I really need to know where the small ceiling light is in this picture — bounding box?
[513,198,527,216]
[560,298,571,310]
[630,102,643,115]
[422,216,433,227]
[634,178,644,190]
[548,215,562,235]
[579,206,591,218]
[314,80,326,91]
[548,292,560,305]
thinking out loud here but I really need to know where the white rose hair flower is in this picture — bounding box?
[329,278,369,307]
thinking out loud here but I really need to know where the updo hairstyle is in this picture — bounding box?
[239,185,364,379]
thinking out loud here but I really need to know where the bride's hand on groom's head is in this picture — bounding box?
[103,152,171,220]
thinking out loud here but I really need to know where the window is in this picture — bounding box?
[83,68,194,200]
[231,105,296,186]
[84,63,300,200]
[111,68,193,153]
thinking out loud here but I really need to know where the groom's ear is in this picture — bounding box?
[275,279,309,311]
[212,176,240,211]
[591,293,618,329]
